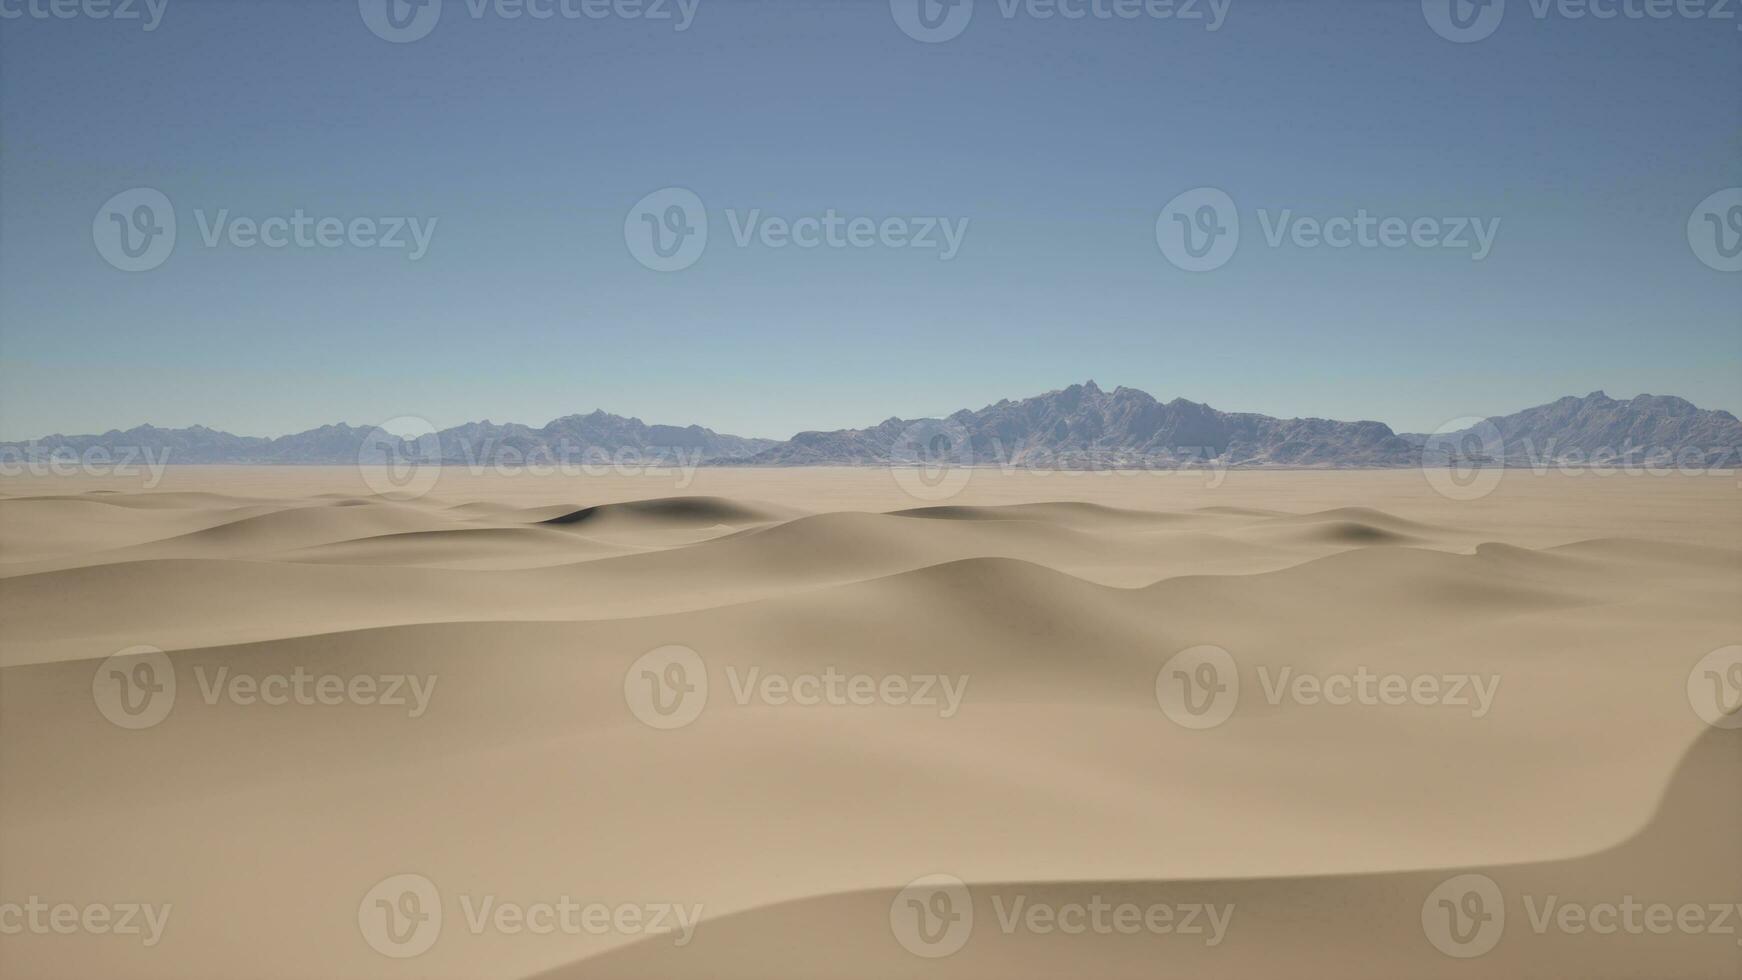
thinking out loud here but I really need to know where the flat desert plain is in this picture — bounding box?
[1,466,1738,979]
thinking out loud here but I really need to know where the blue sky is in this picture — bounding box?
[2,0,1738,440]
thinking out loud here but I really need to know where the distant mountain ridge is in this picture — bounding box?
[1,413,775,465]
[4,385,1738,468]
[1402,391,1742,467]
[747,381,1420,467]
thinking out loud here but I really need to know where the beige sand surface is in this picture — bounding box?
[1,467,1737,978]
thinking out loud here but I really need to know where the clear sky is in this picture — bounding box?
[2,0,1738,441]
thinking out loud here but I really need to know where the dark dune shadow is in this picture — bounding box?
[539,496,782,527]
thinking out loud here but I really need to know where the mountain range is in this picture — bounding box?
[1412,390,1742,467]
[4,384,1738,469]
[0,413,774,466]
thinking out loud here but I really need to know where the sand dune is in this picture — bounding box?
[0,469,1736,979]
[272,526,641,568]
[532,724,1741,980]
[538,495,799,529]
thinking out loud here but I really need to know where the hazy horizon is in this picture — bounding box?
[2,379,1733,444]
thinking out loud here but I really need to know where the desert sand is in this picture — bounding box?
[1,466,1737,978]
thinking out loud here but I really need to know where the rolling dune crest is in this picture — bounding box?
[0,470,1736,979]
